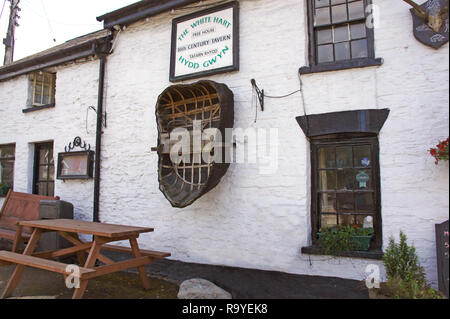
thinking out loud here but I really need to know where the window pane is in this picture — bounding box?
[335,42,350,61]
[49,165,55,181]
[47,182,54,197]
[356,193,375,211]
[37,182,48,196]
[336,146,352,168]
[61,155,88,176]
[317,28,333,44]
[315,0,330,8]
[339,214,355,226]
[355,169,371,189]
[0,160,14,186]
[332,4,348,23]
[337,192,354,211]
[320,193,336,213]
[334,25,349,42]
[315,7,331,26]
[351,39,368,58]
[34,91,42,105]
[350,23,366,39]
[348,0,365,20]
[0,146,14,158]
[337,169,354,190]
[356,215,374,228]
[331,0,346,4]
[39,166,48,181]
[354,145,371,167]
[319,170,336,190]
[321,214,337,229]
[318,147,335,168]
[39,149,49,164]
[317,44,334,63]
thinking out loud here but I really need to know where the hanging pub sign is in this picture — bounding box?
[170,1,239,82]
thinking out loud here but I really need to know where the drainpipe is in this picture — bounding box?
[93,48,108,223]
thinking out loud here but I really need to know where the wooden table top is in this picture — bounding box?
[19,219,154,238]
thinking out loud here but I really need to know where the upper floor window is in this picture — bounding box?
[0,144,15,197]
[31,71,56,107]
[300,0,382,74]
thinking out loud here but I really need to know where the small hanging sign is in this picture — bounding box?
[170,1,239,82]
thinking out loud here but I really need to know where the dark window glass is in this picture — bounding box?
[33,143,55,196]
[317,44,334,63]
[310,0,373,65]
[351,39,368,58]
[312,137,381,249]
[0,145,15,196]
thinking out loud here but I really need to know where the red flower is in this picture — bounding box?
[353,224,358,229]
[430,148,437,156]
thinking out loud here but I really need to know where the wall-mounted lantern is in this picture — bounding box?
[57,137,94,180]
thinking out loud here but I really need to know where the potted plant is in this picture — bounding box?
[317,225,374,254]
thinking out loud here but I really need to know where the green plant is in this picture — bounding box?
[318,225,374,254]
[383,231,426,284]
[0,182,11,197]
[381,231,443,299]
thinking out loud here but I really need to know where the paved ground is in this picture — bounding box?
[142,258,370,299]
[0,263,179,299]
[0,239,369,299]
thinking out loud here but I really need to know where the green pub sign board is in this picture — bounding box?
[170,1,239,82]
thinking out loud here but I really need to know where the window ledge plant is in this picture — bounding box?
[317,225,374,254]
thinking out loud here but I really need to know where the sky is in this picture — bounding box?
[0,0,139,63]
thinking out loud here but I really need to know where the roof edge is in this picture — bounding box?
[97,0,202,28]
[0,31,112,82]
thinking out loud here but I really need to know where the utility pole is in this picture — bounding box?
[3,0,21,65]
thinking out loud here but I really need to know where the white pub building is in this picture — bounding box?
[0,0,448,291]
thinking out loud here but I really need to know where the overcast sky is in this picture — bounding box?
[0,0,139,62]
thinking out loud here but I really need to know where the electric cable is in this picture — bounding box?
[0,0,7,22]
[40,0,56,42]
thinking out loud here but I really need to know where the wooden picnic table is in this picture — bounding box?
[0,219,170,299]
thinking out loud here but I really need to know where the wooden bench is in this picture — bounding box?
[0,251,95,278]
[0,219,171,299]
[0,190,60,251]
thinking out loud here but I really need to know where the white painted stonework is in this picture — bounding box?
[0,0,448,287]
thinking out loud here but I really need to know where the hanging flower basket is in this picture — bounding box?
[429,137,449,165]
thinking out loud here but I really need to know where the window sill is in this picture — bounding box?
[301,245,384,260]
[299,58,384,75]
[22,103,55,113]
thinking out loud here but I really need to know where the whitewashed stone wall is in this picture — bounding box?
[0,59,99,221]
[1,0,448,286]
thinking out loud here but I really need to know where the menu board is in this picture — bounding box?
[170,1,239,82]
[436,220,449,297]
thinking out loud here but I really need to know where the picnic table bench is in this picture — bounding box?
[0,190,60,251]
[0,219,171,299]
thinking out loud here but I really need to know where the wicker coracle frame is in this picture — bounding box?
[155,80,234,208]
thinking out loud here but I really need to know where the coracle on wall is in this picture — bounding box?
[155,80,234,208]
